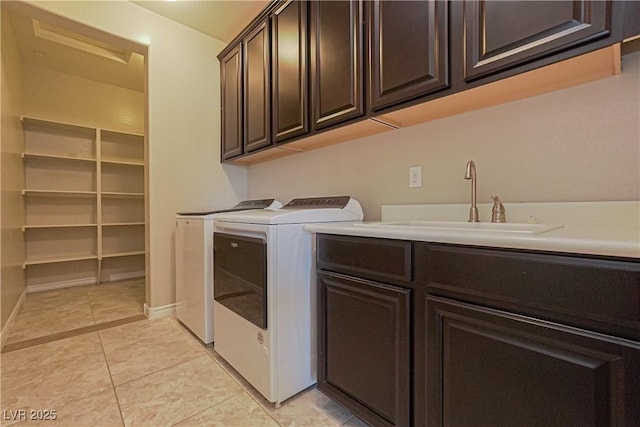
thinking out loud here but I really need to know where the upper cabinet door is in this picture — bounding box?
[243,20,271,153]
[271,0,309,143]
[369,0,449,112]
[310,0,364,130]
[220,44,243,160]
[463,0,612,81]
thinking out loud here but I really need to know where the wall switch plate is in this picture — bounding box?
[409,166,422,188]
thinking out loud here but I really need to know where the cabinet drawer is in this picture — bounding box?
[317,234,412,284]
[424,244,640,341]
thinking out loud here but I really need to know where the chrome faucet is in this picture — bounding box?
[464,160,479,222]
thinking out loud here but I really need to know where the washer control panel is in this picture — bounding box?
[283,196,350,209]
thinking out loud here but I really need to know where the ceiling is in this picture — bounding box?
[6,1,268,92]
[131,0,269,43]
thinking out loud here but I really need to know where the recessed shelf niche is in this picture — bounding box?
[21,116,146,290]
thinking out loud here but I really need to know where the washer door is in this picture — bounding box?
[213,232,267,329]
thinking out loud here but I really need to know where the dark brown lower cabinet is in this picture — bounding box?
[316,234,640,427]
[318,272,411,427]
[424,296,640,427]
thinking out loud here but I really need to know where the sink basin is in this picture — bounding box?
[355,221,563,235]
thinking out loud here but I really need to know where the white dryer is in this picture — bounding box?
[212,196,363,405]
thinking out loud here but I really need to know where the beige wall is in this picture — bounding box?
[23,1,248,308]
[248,51,640,220]
[22,64,144,133]
[1,6,26,331]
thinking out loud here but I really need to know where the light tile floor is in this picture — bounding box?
[5,279,145,346]
[1,317,369,426]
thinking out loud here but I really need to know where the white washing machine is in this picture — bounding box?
[174,199,281,344]
[212,196,363,405]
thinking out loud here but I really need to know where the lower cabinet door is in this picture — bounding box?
[424,296,640,427]
[318,272,411,427]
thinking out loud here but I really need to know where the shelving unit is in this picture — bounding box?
[22,116,146,289]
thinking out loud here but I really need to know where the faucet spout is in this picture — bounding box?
[464,160,479,222]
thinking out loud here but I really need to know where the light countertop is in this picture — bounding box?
[305,201,640,259]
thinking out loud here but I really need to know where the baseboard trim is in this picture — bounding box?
[25,271,145,293]
[109,271,145,282]
[144,303,176,319]
[1,288,27,351]
[27,277,96,293]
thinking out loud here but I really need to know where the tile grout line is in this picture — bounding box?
[86,286,98,326]
[167,389,246,427]
[96,329,128,427]
[242,387,285,427]
[108,351,207,388]
[114,354,207,387]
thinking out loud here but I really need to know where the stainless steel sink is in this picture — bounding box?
[354,221,563,235]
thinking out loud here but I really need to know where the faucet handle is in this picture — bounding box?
[490,196,506,223]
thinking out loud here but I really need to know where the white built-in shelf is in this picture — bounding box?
[22,116,146,286]
[101,192,145,198]
[102,250,146,259]
[101,158,144,166]
[101,128,144,138]
[23,254,99,268]
[22,116,95,133]
[22,152,96,163]
[22,190,97,198]
[23,224,98,231]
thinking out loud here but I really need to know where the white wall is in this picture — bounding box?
[1,5,26,331]
[25,1,248,308]
[248,51,640,220]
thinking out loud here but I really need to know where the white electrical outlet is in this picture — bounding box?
[409,166,422,188]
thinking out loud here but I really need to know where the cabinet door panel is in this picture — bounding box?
[220,44,243,159]
[244,20,271,152]
[425,296,640,427]
[463,0,611,81]
[318,272,411,427]
[272,0,309,143]
[369,0,449,111]
[310,0,363,129]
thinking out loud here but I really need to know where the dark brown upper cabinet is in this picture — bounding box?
[310,0,364,130]
[219,0,633,164]
[220,43,243,160]
[368,0,449,112]
[243,19,271,153]
[271,0,309,143]
[463,0,612,81]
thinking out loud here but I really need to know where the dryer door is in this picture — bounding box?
[213,232,267,329]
